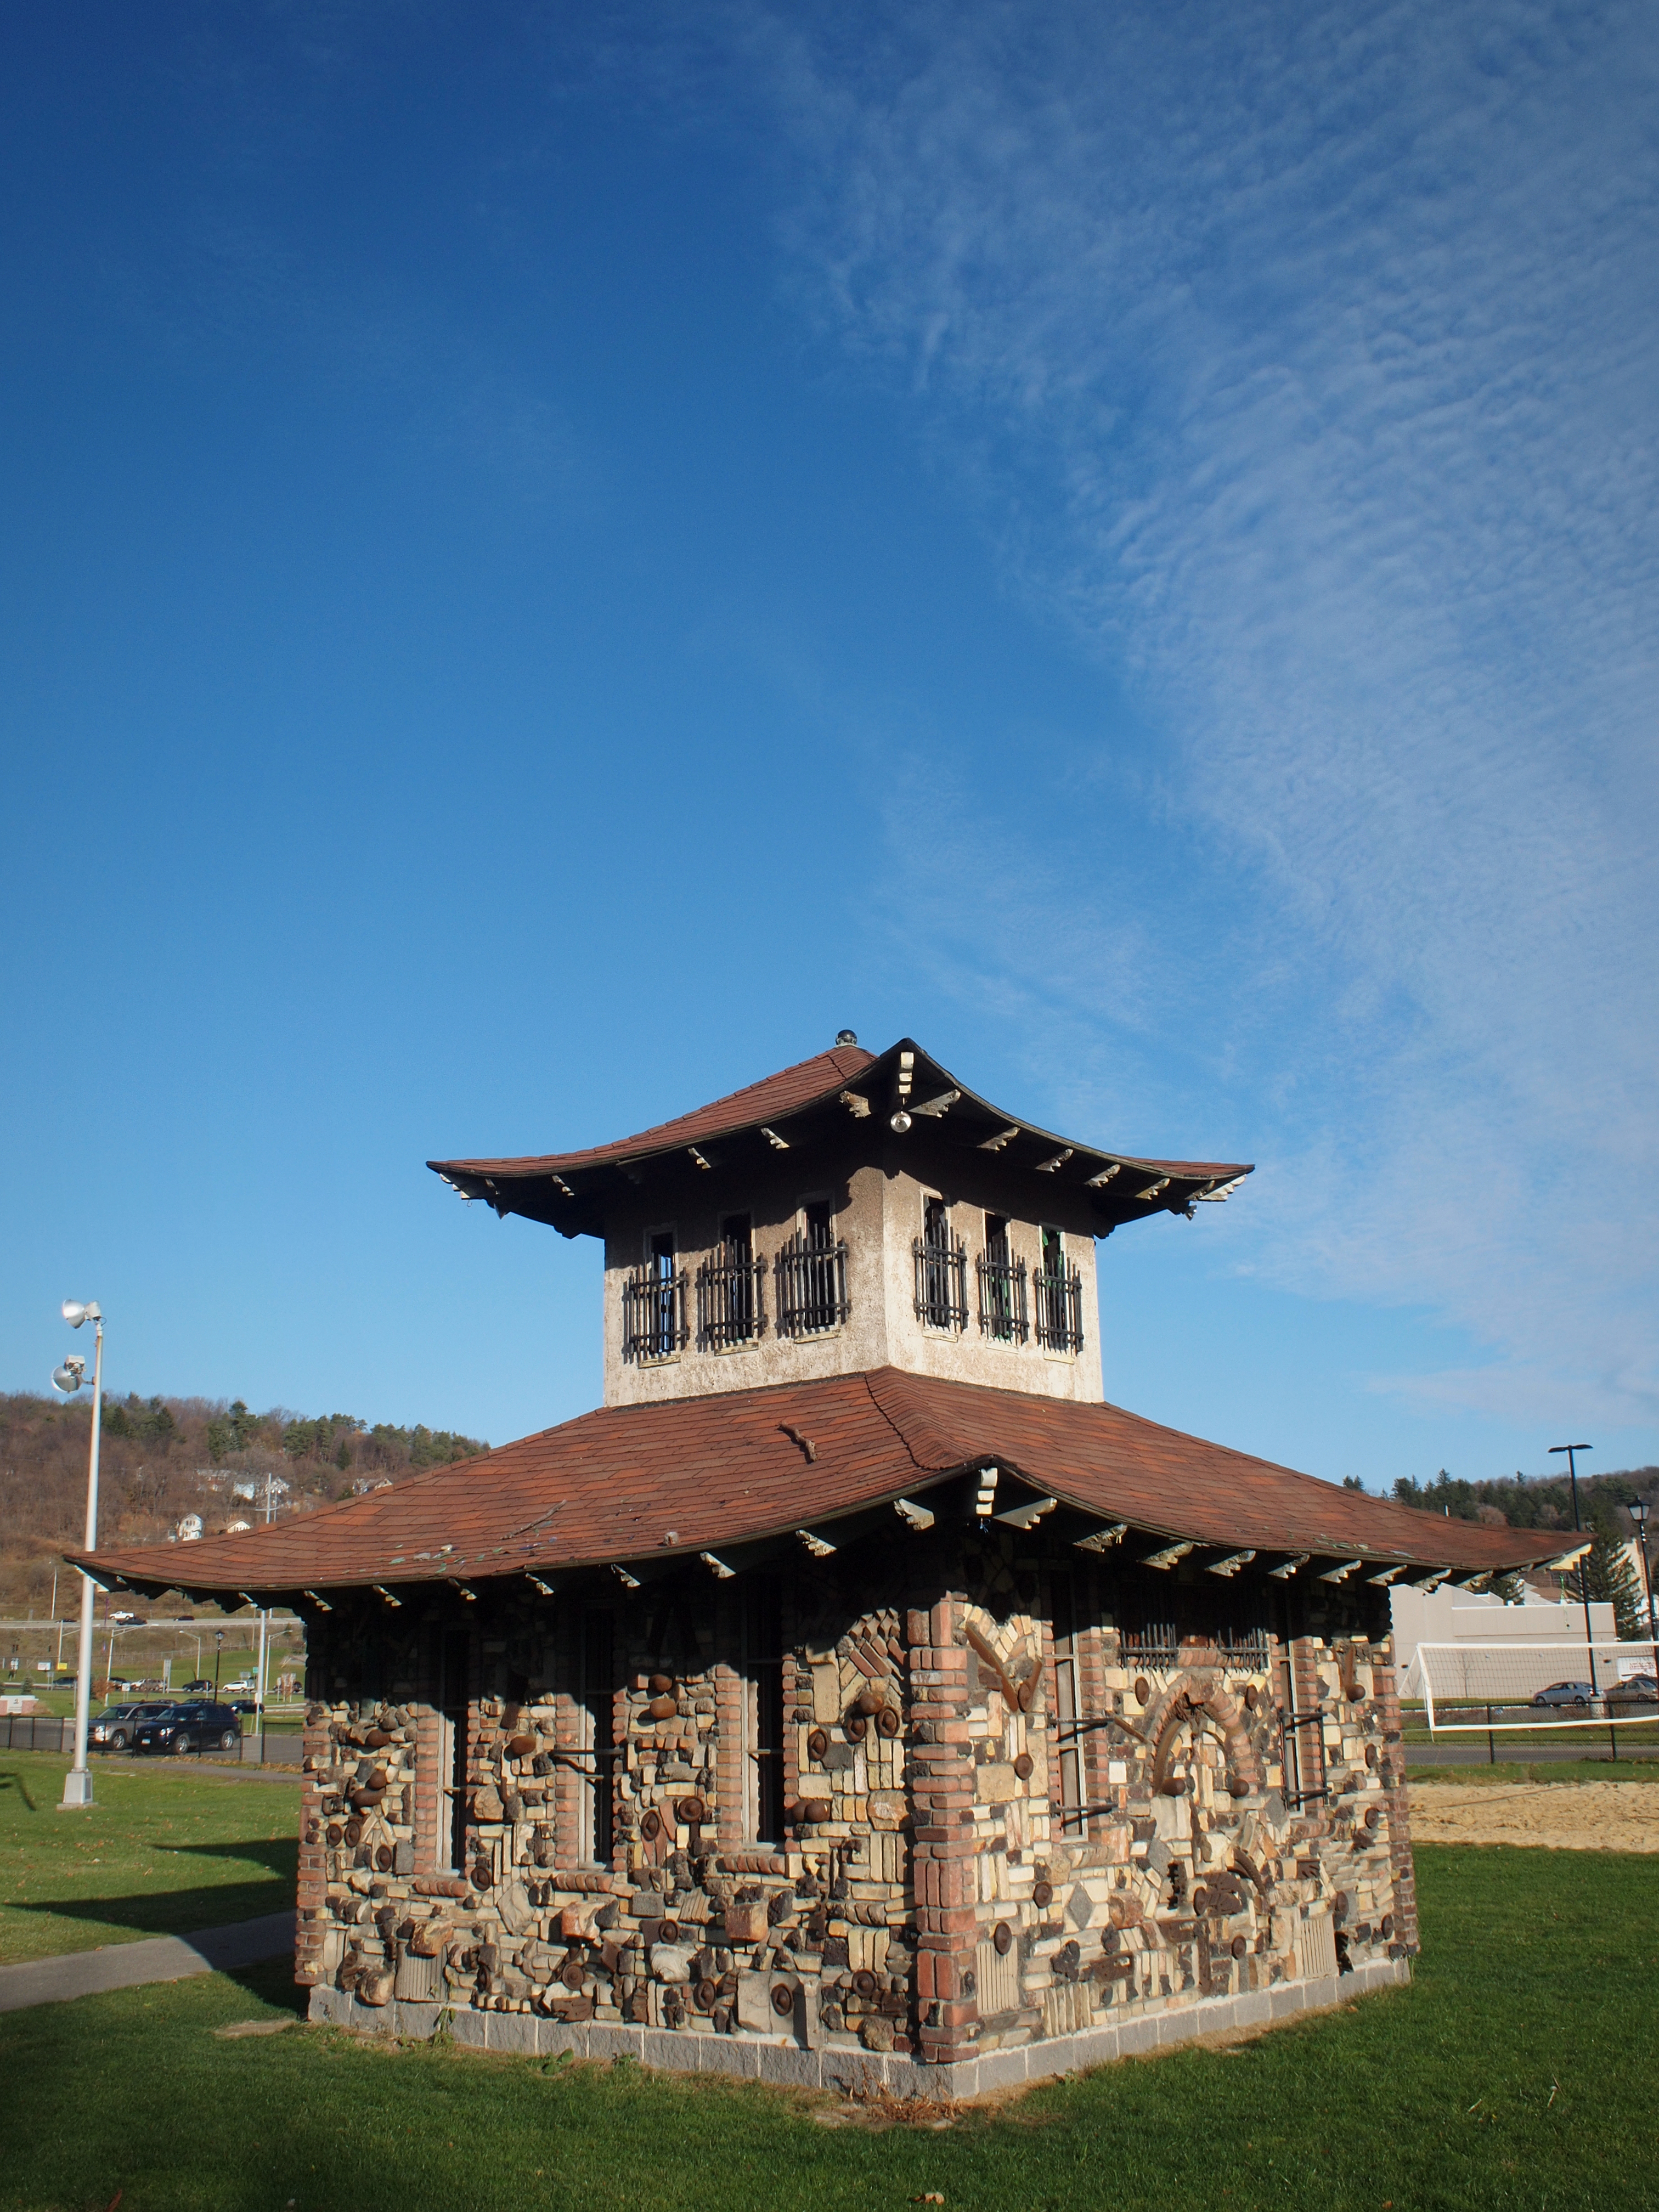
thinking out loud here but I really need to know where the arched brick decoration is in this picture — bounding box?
[1142,1671,1265,1799]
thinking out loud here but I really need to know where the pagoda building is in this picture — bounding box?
[73,1033,1567,2096]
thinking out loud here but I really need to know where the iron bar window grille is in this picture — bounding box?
[1034,1234,1085,1353]
[913,1206,968,1332]
[775,1230,849,1339]
[621,1261,688,1362]
[977,1215,1029,1342]
[1120,1624,1179,1666]
[696,1238,767,1350]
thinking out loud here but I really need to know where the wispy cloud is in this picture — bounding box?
[747,1,1659,1426]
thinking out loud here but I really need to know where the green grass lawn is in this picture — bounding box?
[0,1750,298,1961]
[0,1843,1653,2212]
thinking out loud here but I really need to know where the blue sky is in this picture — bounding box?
[3,2,1656,1492]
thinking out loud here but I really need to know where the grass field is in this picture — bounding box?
[0,1750,298,1961]
[1,1841,1655,2211]
[1411,1758,1659,1785]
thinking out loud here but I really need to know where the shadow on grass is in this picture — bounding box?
[10,1876,297,1940]
[0,1769,40,1813]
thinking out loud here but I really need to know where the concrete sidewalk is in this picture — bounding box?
[0,1910,296,2013]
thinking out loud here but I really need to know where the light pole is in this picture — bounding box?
[1630,1499,1656,1655]
[1549,1443,1611,1760]
[52,1300,104,1810]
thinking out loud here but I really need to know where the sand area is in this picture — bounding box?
[1408,1779,1659,1852]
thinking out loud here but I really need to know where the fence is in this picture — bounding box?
[0,1715,302,1765]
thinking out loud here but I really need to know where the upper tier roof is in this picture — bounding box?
[427,1036,1254,1238]
[70,1366,1567,1603]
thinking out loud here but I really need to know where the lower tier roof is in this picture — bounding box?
[70,1368,1567,1601]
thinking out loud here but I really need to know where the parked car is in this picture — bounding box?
[1531,1680,1598,1708]
[88,1701,172,1752]
[1609,1674,1659,1706]
[229,1700,262,1717]
[131,1702,242,1755]
[182,1678,213,1694]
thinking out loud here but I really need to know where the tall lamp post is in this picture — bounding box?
[1549,1443,1610,1759]
[1630,1499,1656,1654]
[51,1300,104,1810]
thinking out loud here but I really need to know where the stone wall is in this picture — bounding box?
[294,1575,1415,2081]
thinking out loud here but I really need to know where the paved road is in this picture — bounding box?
[0,1911,296,2013]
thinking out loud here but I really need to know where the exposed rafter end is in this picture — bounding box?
[1544,1542,1592,1572]
[1034,1147,1074,1174]
[1367,1565,1407,1587]
[1409,1567,1451,1592]
[610,1564,641,1590]
[373,1584,402,1607]
[911,1089,960,1118]
[795,1528,836,1558]
[1085,1164,1121,1188]
[687,1147,714,1170]
[1267,1554,1310,1581]
[980,1125,1020,1153]
[525,1572,557,1597]
[996,1496,1057,1531]
[1318,1559,1363,1584]
[551,1175,575,1199]
[894,1497,935,1532]
[304,1589,333,1612]
[1142,1539,1195,1571]
[1195,1176,1247,1203]
[839,1090,871,1118]
[1453,1571,1492,1593]
[450,1582,477,1602]
[237,1592,258,1609]
[1074,1521,1127,1554]
[1136,1176,1171,1201]
[1205,1550,1255,1579]
[760,1126,789,1151]
[701,1551,736,1579]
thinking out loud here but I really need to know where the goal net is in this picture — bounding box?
[1406,1640,1659,1734]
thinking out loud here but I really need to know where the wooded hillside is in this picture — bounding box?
[0,1392,486,1612]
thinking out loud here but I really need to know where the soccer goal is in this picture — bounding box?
[1406,1640,1659,1735]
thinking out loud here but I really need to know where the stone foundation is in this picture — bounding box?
[307,1953,1409,2097]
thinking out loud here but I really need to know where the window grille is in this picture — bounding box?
[913,1199,968,1331]
[1035,1227,1085,1352]
[977,1215,1029,1342]
[696,1229,766,1349]
[621,1252,687,1362]
[775,1227,849,1338]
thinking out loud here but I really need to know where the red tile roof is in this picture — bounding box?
[71,1368,1562,1598]
[432,1043,876,1178]
[428,1037,1253,1233]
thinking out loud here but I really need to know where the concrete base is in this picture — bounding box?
[307,1956,1410,2100]
[58,1768,95,1809]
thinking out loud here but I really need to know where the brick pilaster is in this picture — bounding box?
[293,1701,332,1987]
[411,1705,445,1873]
[906,1596,979,2065]
[1372,1643,1420,1954]
[1288,1635,1328,1809]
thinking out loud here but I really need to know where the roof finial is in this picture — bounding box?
[836,1028,857,1046]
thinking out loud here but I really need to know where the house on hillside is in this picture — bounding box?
[74,1032,1571,2097]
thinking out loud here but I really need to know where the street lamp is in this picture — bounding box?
[52,1299,104,1810]
[1630,1499,1656,1651]
[1549,1443,1611,1759]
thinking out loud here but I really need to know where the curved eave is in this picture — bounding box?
[428,1037,1254,1238]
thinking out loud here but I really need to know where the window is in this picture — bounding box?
[622,1229,687,1361]
[743,1578,785,1843]
[913,1194,968,1331]
[696,1212,765,1349]
[776,1199,850,1338]
[437,1627,471,1873]
[1035,1226,1085,1353]
[1051,1576,1085,1836]
[581,1613,616,1866]
[977,1212,1029,1342]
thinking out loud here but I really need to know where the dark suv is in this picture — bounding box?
[88,1702,172,1752]
[131,1702,242,1756]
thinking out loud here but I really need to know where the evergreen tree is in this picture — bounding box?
[1572,1514,1646,1641]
